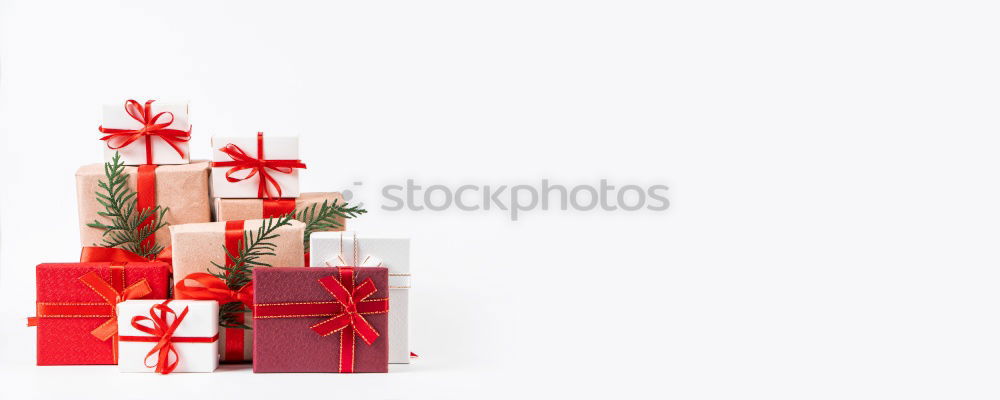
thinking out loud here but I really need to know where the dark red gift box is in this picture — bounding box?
[253,267,389,373]
[31,262,170,365]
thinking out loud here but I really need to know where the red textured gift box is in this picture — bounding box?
[33,262,170,365]
[253,267,389,373]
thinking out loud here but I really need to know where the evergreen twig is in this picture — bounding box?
[209,214,294,329]
[86,152,168,259]
[294,199,367,252]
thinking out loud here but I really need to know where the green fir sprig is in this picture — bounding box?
[295,199,367,252]
[86,152,168,259]
[209,214,294,329]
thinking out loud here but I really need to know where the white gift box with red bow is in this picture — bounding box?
[100,100,191,166]
[210,134,302,199]
[117,300,219,373]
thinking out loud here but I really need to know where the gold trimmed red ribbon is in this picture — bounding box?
[27,264,153,362]
[119,300,219,374]
[254,267,389,372]
[98,100,191,164]
[211,132,307,199]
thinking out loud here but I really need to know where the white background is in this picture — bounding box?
[1,0,998,399]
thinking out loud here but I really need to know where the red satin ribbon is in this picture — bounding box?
[79,246,172,266]
[223,220,247,362]
[175,273,254,309]
[211,132,306,199]
[98,100,191,164]
[262,198,296,218]
[120,300,219,374]
[28,264,153,363]
[136,165,158,249]
[254,267,389,372]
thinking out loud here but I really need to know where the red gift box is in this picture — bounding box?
[253,267,389,373]
[31,262,170,365]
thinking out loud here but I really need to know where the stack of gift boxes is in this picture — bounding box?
[30,99,412,374]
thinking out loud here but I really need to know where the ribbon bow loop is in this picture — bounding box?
[311,273,383,346]
[129,301,189,374]
[79,269,153,342]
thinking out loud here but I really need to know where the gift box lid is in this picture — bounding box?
[309,232,410,289]
[117,300,219,338]
[36,262,171,301]
[211,135,299,161]
[102,100,190,130]
[75,160,211,177]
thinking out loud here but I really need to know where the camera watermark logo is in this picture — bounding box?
[355,179,669,221]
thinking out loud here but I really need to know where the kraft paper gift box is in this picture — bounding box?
[170,219,305,362]
[30,262,170,365]
[118,300,219,373]
[253,267,390,373]
[76,161,212,249]
[211,133,305,199]
[100,100,191,165]
[309,232,411,364]
[213,193,347,227]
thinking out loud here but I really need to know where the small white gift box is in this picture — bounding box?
[310,232,412,364]
[100,100,191,165]
[211,133,304,199]
[117,300,219,373]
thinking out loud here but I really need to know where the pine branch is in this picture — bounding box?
[86,152,169,259]
[208,214,294,329]
[219,302,251,329]
[294,199,367,252]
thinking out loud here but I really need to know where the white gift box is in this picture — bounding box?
[310,232,411,364]
[101,101,191,165]
[211,134,302,198]
[117,300,219,373]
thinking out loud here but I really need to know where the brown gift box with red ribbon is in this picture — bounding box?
[29,262,170,365]
[253,267,390,373]
[75,161,212,249]
[213,192,348,225]
[170,219,305,362]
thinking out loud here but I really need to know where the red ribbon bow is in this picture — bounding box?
[174,273,254,310]
[28,264,153,363]
[80,268,154,342]
[255,267,389,372]
[310,274,383,344]
[98,100,191,164]
[128,301,188,374]
[211,132,306,199]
